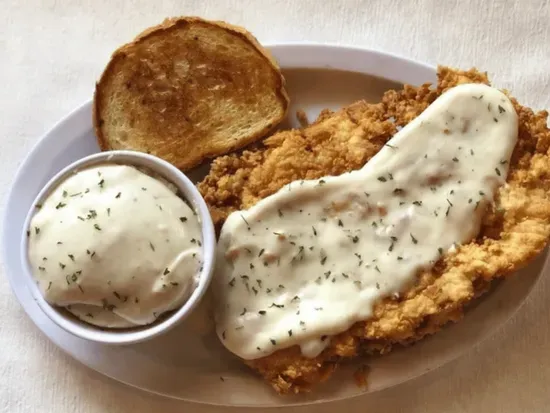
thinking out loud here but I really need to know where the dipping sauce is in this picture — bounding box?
[27,164,203,328]
[215,83,518,360]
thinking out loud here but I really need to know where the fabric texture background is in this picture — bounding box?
[1,0,550,411]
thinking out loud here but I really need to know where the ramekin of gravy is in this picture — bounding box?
[21,151,216,345]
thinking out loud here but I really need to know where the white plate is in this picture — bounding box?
[3,43,547,407]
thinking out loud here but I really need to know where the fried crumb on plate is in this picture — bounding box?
[353,364,370,389]
[296,109,310,127]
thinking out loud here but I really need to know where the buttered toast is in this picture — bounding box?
[93,17,289,170]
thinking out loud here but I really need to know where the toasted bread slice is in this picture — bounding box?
[93,17,289,170]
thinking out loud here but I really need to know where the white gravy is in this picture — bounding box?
[28,164,203,328]
[214,83,518,360]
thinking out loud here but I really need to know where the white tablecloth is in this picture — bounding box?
[2,1,550,411]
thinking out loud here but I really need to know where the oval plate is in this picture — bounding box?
[3,43,547,407]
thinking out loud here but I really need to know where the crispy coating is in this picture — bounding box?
[198,67,550,394]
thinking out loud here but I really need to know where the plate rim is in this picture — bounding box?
[3,42,543,407]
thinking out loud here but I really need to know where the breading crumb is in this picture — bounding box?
[353,364,370,389]
[296,109,309,127]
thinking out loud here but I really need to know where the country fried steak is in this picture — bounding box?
[198,66,550,394]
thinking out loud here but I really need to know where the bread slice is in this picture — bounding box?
[93,17,289,170]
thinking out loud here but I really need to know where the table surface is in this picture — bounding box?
[2,0,550,412]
